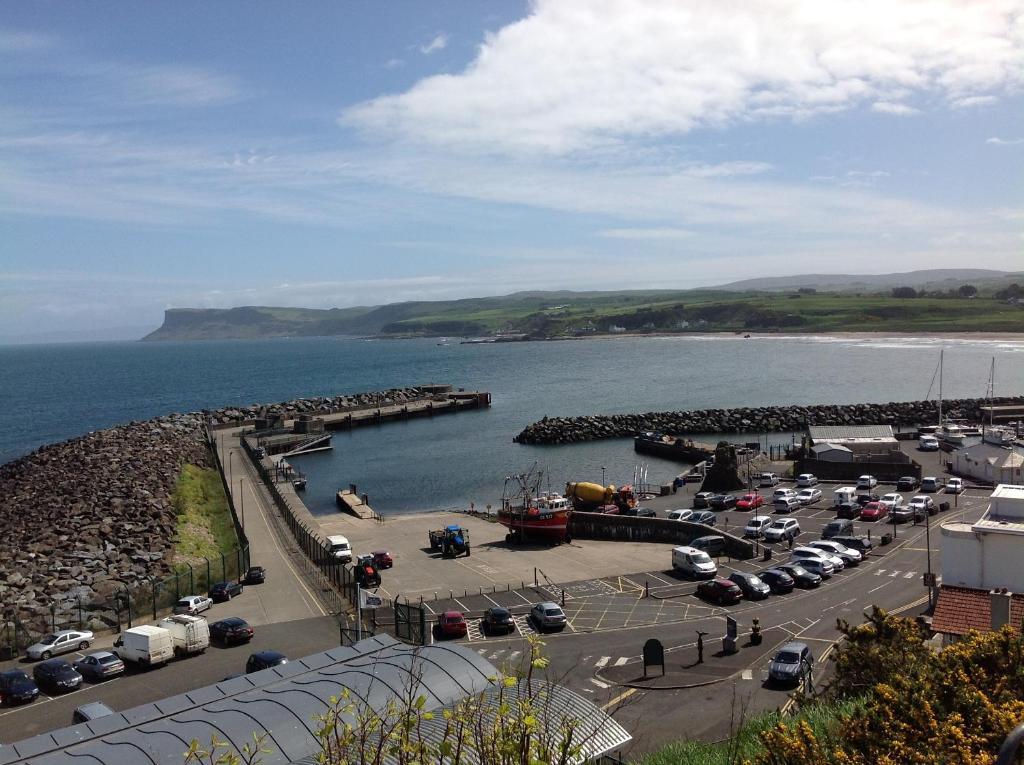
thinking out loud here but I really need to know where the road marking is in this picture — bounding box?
[601,687,637,710]
[741,669,753,680]
[613,657,629,667]
[874,569,885,576]
[590,678,610,689]
[888,570,901,577]
[595,656,611,668]
[903,571,915,578]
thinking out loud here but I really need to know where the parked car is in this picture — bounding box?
[835,502,861,520]
[668,508,694,522]
[693,492,716,509]
[0,669,39,706]
[114,625,173,667]
[797,488,822,505]
[946,478,964,494]
[26,629,93,661]
[918,435,940,451]
[691,535,726,556]
[245,650,288,673]
[744,515,773,538]
[772,488,797,501]
[908,495,936,517]
[759,473,781,487]
[856,475,878,489]
[763,518,801,542]
[482,607,515,635]
[530,602,567,631]
[921,476,941,492]
[174,595,213,615]
[896,476,920,492]
[773,496,801,514]
[371,551,394,569]
[210,617,255,645]
[627,506,657,518]
[769,642,813,686]
[879,493,904,512]
[808,539,862,566]
[33,659,82,693]
[776,563,822,588]
[759,568,795,594]
[728,572,771,600]
[73,651,124,681]
[795,474,819,487]
[856,492,881,506]
[696,578,743,605]
[891,503,918,523]
[209,581,243,602]
[791,547,841,576]
[736,493,764,510]
[242,566,266,584]
[860,502,889,522]
[672,546,718,578]
[822,518,855,539]
[435,611,468,639]
[689,510,718,526]
[72,702,115,723]
[710,494,738,511]
[831,535,874,554]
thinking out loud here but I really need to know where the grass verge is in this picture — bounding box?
[172,464,238,565]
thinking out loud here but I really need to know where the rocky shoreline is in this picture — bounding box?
[205,387,431,426]
[514,396,1023,444]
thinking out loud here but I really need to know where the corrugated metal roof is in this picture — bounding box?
[0,635,630,765]
[808,425,895,442]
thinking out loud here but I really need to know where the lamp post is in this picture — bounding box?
[601,466,606,487]
[229,451,234,488]
[924,503,934,609]
[240,478,246,530]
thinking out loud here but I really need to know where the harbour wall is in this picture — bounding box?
[514,396,1024,445]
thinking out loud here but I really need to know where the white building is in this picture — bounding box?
[807,425,899,456]
[951,441,1024,485]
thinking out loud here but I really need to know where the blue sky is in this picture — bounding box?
[2,1,1023,340]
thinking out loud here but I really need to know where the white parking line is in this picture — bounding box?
[613,657,629,667]
[590,678,610,689]
[595,656,611,668]
[869,581,892,594]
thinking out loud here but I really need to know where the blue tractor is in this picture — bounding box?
[428,525,471,558]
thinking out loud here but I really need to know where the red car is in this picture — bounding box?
[736,493,764,511]
[696,578,743,605]
[371,550,393,569]
[860,502,889,522]
[435,611,468,639]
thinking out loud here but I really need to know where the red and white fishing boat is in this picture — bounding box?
[499,465,571,545]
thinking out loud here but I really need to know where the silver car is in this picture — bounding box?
[807,540,862,566]
[26,630,94,661]
[529,602,567,631]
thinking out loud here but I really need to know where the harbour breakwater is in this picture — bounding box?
[514,396,1023,444]
[206,387,432,426]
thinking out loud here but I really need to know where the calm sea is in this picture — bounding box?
[2,335,1022,514]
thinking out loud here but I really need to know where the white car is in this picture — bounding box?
[744,515,772,538]
[796,474,819,487]
[173,595,213,615]
[879,493,904,511]
[772,488,797,501]
[792,546,845,571]
[807,540,862,566]
[797,488,822,505]
[667,508,693,522]
[945,478,964,494]
[856,475,878,489]
[763,518,801,542]
[759,473,780,487]
[26,629,94,661]
[908,495,935,516]
[796,557,835,579]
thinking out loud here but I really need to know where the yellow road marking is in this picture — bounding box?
[601,687,637,710]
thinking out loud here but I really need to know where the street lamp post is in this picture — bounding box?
[601,466,606,487]
[924,504,934,609]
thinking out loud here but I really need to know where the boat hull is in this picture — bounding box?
[497,510,570,543]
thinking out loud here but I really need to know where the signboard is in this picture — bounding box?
[359,589,385,609]
[642,638,664,677]
[923,572,937,587]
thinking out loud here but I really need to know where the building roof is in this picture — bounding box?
[0,635,630,765]
[808,425,895,443]
[957,443,1024,469]
[931,586,1024,636]
[811,442,852,454]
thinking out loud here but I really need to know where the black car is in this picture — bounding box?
[727,572,771,599]
[624,506,657,517]
[481,607,515,635]
[759,568,795,594]
[72,651,124,681]
[209,580,243,602]
[856,493,880,506]
[210,617,254,645]
[0,669,39,706]
[33,659,82,693]
[246,650,288,674]
[243,566,266,584]
[896,476,920,492]
[835,503,861,520]
[776,563,822,589]
[710,494,738,511]
[689,510,718,526]
[831,535,874,554]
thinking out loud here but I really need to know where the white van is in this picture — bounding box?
[833,487,857,506]
[113,625,174,667]
[672,546,718,579]
[159,614,210,658]
[326,535,354,563]
[918,435,940,451]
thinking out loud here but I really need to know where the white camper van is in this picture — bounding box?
[833,487,857,506]
[160,614,211,657]
[113,625,174,667]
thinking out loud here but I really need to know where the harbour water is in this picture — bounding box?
[2,334,1022,514]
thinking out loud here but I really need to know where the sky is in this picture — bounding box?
[2,1,1023,341]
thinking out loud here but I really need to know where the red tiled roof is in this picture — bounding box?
[931,585,1024,636]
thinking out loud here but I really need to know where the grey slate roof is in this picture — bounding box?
[0,635,630,765]
[808,425,895,442]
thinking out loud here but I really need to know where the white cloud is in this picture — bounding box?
[0,29,54,52]
[343,0,1024,154]
[871,101,920,115]
[599,227,696,240]
[419,34,448,55]
[952,95,997,108]
[384,58,404,69]
[987,136,1024,145]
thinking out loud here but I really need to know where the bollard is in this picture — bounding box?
[561,589,565,606]
[645,580,650,598]
[449,590,453,599]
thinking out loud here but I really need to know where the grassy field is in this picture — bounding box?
[171,464,238,566]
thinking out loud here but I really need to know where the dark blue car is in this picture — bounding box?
[0,669,39,706]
